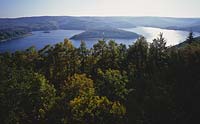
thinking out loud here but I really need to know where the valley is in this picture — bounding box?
[0,26,199,52]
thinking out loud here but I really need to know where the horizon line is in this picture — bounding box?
[1,15,200,19]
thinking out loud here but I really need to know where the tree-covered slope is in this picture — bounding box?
[0,16,200,31]
[0,28,30,42]
[70,28,140,40]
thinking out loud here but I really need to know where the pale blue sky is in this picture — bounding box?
[0,0,200,18]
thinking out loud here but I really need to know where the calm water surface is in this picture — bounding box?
[122,27,200,46]
[0,27,199,52]
[0,30,83,52]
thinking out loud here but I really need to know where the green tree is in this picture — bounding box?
[78,41,90,73]
[96,69,129,101]
[42,39,80,90]
[47,74,95,124]
[92,40,125,71]
[186,31,194,44]
[69,96,126,124]
[93,39,107,59]
[149,33,168,71]
[61,74,95,101]
[127,36,148,78]
[0,69,56,124]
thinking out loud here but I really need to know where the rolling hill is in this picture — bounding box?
[70,28,140,40]
[0,16,200,32]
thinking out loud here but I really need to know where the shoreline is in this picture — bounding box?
[0,33,32,43]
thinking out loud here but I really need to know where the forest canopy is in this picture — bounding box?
[0,33,200,124]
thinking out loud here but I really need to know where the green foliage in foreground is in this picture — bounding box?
[0,69,56,124]
[0,33,200,124]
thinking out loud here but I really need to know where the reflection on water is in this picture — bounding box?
[122,27,200,46]
[0,27,199,52]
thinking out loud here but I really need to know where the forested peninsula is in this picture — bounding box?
[0,29,30,42]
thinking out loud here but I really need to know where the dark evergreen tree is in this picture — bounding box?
[186,31,194,44]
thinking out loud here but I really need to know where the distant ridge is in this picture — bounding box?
[0,16,200,32]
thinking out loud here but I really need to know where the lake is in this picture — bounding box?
[0,30,83,52]
[122,27,200,46]
[0,27,199,52]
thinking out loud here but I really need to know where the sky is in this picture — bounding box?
[0,0,200,18]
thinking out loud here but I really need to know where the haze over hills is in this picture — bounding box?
[1,0,200,124]
[0,16,200,32]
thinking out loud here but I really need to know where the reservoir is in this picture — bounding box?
[0,27,199,52]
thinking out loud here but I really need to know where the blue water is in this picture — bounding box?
[0,30,84,52]
[0,27,198,52]
[0,29,138,52]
